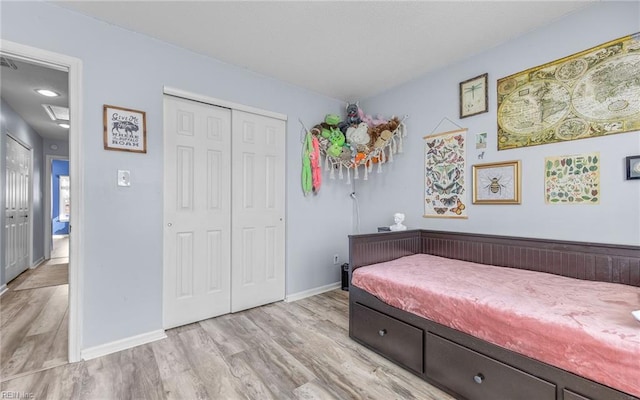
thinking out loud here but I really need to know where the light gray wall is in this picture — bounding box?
[43,138,69,158]
[1,98,46,286]
[2,1,352,349]
[359,1,640,246]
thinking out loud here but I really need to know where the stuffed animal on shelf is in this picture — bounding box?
[374,129,393,148]
[346,122,370,146]
[339,146,352,162]
[358,107,389,128]
[302,112,406,184]
[326,127,345,157]
[338,102,362,133]
[328,127,345,146]
[327,142,342,157]
[345,103,361,125]
[324,114,341,126]
[367,117,401,148]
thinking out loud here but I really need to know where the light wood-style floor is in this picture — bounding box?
[50,235,69,259]
[1,236,70,382]
[1,290,454,400]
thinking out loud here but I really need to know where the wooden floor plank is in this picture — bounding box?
[129,344,166,400]
[293,379,341,400]
[0,290,32,326]
[1,258,69,382]
[159,369,210,400]
[198,315,250,357]
[176,326,246,399]
[26,284,68,336]
[151,333,191,380]
[42,307,69,369]
[225,352,281,400]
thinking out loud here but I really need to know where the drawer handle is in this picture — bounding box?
[473,373,485,384]
[378,329,387,337]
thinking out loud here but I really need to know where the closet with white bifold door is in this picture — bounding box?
[163,93,286,329]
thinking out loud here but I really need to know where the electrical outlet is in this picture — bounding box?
[333,254,339,265]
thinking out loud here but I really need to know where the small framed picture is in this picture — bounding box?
[626,155,640,180]
[103,104,147,153]
[475,132,487,149]
[460,73,488,119]
[473,160,521,204]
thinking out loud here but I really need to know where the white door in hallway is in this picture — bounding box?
[163,96,232,329]
[231,110,285,312]
[5,136,31,282]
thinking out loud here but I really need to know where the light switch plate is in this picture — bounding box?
[118,170,131,187]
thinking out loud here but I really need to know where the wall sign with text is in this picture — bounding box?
[103,104,147,153]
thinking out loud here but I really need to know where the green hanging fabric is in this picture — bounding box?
[301,131,313,196]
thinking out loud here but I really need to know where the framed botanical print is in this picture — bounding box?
[545,153,599,204]
[460,73,488,118]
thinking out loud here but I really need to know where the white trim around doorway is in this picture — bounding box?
[0,39,84,363]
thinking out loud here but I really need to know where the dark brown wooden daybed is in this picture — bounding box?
[348,229,640,400]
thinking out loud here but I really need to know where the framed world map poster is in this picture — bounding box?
[497,33,640,150]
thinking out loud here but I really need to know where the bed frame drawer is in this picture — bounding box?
[351,302,424,373]
[426,333,556,400]
[563,389,591,400]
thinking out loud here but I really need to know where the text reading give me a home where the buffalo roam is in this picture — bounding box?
[103,104,147,153]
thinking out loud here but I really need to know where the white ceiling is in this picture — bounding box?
[0,58,69,141]
[1,1,596,142]
[56,0,596,101]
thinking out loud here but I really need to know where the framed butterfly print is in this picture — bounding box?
[424,128,468,218]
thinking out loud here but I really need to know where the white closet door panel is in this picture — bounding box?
[231,110,285,313]
[163,96,232,329]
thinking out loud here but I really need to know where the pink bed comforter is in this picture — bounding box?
[352,254,640,397]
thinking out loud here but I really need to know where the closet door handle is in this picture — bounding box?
[8,216,14,219]
[473,373,485,384]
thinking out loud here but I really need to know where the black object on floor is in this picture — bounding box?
[341,263,350,291]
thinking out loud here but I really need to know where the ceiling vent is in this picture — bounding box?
[0,56,18,70]
[42,104,70,121]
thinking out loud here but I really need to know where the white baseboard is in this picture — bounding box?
[30,257,45,269]
[81,329,167,361]
[285,281,341,303]
[0,284,7,296]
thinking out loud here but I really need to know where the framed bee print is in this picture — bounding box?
[626,155,640,180]
[473,160,521,204]
[460,73,488,118]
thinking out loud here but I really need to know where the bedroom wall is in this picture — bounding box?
[1,98,46,286]
[358,1,640,246]
[1,1,352,349]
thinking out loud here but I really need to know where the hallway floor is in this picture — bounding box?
[0,236,69,382]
